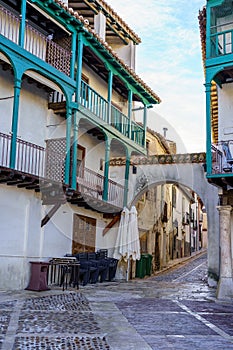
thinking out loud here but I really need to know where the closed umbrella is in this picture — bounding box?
[113,206,141,281]
[113,207,130,260]
[128,206,141,261]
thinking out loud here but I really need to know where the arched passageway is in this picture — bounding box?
[111,154,220,283]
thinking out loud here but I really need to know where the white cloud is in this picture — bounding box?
[107,0,206,153]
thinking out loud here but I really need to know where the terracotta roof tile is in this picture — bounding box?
[51,0,161,104]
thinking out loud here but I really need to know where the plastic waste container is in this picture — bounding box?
[142,253,152,276]
[136,254,153,278]
[26,261,50,291]
[136,255,147,278]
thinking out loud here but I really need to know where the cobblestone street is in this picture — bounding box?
[1,252,233,350]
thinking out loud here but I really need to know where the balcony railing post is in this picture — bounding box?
[103,138,111,201]
[10,78,22,169]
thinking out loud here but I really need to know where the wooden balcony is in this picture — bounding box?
[0,5,71,76]
[0,132,123,212]
[49,81,145,147]
[210,28,233,58]
[1,5,145,149]
[209,141,233,187]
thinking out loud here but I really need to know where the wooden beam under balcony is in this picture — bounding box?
[48,101,66,115]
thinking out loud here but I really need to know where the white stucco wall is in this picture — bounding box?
[0,68,14,134]
[82,63,128,116]
[111,41,136,70]
[0,183,116,290]
[218,82,233,141]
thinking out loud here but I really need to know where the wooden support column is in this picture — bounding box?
[64,105,72,185]
[123,150,130,207]
[107,70,113,124]
[143,105,147,148]
[76,33,84,103]
[103,138,111,201]
[128,90,132,139]
[71,110,79,189]
[70,31,77,79]
[10,78,22,169]
[19,0,27,47]
[205,82,212,175]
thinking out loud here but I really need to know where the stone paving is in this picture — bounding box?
[1,252,233,349]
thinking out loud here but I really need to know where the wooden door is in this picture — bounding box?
[72,214,96,254]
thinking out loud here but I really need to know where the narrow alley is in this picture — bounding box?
[1,252,233,350]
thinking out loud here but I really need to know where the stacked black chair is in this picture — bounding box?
[88,252,108,283]
[77,252,99,284]
[96,249,118,281]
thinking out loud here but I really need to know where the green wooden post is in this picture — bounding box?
[206,4,211,59]
[19,0,27,47]
[10,78,22,169]
[107,70,113,124]
[71,110,79,189]
[205,81,212,175]
[70,31,77,79]
[65,105,72,185]
[103,137,111,201]
[76,33,84,102]
[128,90,132,139]
[143,105,147,148]
[123,150,130,207]
[70,33,83,188]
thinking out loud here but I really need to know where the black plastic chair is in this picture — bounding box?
[97,250,118,281]
[77,253,99,284]
[88,252,108,283]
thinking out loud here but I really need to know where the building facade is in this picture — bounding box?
[132,129,205,275]
[199,0,233,298]
[0,0,161,290]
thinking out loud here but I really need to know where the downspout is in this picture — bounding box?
[19,0,27,47]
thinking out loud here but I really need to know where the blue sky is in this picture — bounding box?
[107,0,206,153]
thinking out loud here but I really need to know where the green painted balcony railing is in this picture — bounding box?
[0,132,124,207]
[0,5,71,76]
[80,81,144,147]
[210,29,233,57]
[0,4,145,148]
[211,141,233,174]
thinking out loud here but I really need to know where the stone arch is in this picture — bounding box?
[127,162,220,283]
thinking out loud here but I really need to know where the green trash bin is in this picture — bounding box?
[141,253,153,276]
[136,255,147,278]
